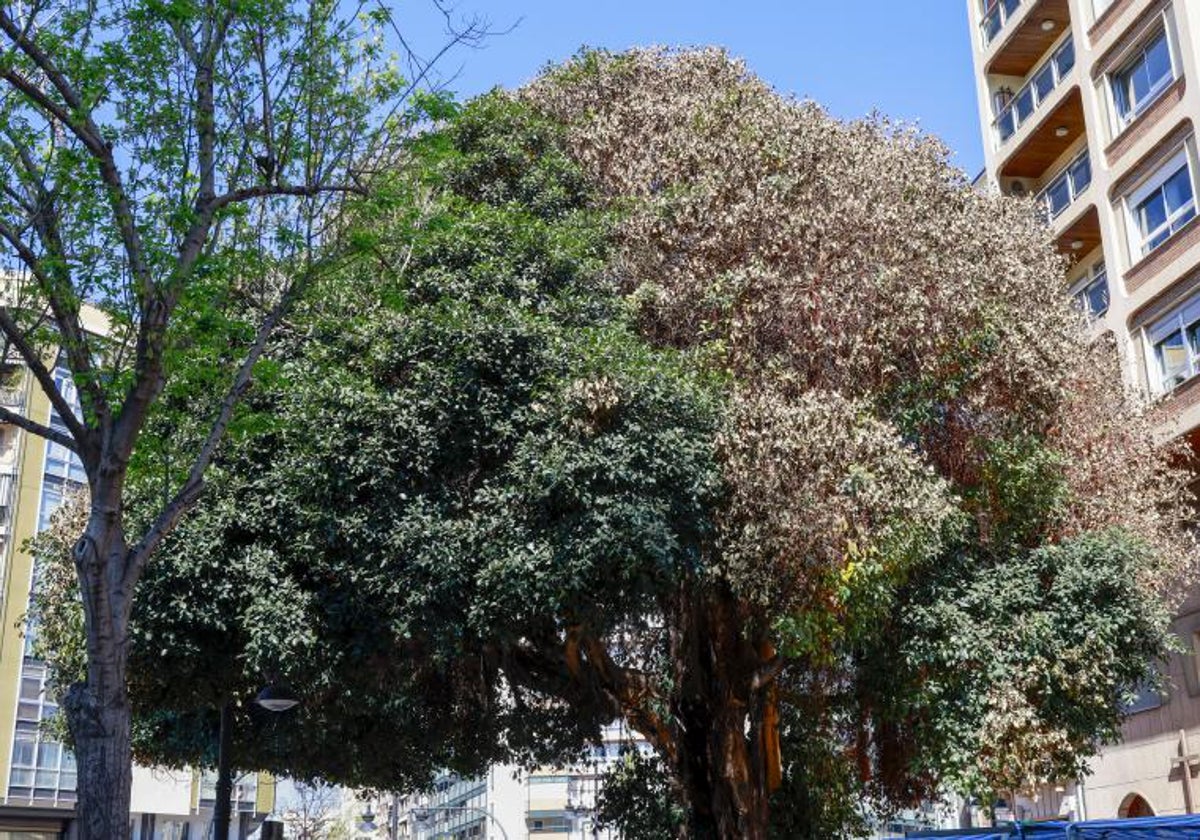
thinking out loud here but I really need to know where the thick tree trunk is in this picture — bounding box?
[64,508,135,840]
[667,585,774,840]
[65,682,133,840]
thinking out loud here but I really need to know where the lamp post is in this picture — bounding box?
[212,684,300,840]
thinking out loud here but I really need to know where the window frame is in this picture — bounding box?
[1124,146,1197,259]
[1107,23,1177,131]
[1146,288,1200,393]
[1071,260,1110,322]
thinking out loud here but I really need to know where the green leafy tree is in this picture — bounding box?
[32,51,1195,840]
[0,0,490,833]
[595,751,685,840]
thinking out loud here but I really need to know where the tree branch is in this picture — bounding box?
[0,403,75,451]
[209,182,365,215]
[0,306,89,450]
[123,275,297,588]
[0,10,151,294]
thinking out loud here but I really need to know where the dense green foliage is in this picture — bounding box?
[595,750,686,839]
[38,91,723,788]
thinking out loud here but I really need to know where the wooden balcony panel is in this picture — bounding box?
[985,0,1072,77]
[1054,204,1101,258]
[999,87,1085,179]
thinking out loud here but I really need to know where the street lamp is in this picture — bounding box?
[213,685,301,840]
[358,806,379,833]
[254,683,300,712]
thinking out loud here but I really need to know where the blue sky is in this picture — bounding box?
[408,1,986,175]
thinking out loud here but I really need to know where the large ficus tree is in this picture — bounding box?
[0,0,485,834]
[30,50,1195,839]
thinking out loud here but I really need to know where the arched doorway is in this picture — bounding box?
[1118,793,1155,819]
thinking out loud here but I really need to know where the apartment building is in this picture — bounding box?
[358,723,647,840]
[967,0,1200,823]
[0,306,274,839]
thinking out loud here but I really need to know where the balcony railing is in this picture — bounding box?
[992,36,1076,146]
[981,0,1022,46]
[0,386,23,408]
[1036,148,1092,221]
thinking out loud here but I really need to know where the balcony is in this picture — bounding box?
[1054,205,1102,257]
[993,36,1075,148]
[980,0,1021,46]
[1036,148,1091,224]
[981,0,1071,77]
[999,85,1085,179]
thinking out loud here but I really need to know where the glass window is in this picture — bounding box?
[1056,38,1075,76]
[1148,292,1200,391]
[1156,329,1188,386]
[1113,30,1174,123]
[1084,278,1109,317]
[1014,86,1036,124]
[1069,153,1091,194]
[1033,64,1056,102]
[1134,161,1196,255]
[1045,175,1072,217]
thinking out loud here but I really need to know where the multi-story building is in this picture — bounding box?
[360,723,648,840]
[967,0,1200,822]
[0,305,275,838]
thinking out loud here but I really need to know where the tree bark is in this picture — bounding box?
[667,585,774,840]
[63,507,134,840]
[64,681,132,840]
[212,701,235,840]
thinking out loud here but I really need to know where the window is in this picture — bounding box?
[980,0,1021,45]
[528,815,572,833]
[1127,149,1196,256]
[993,37,1075,145]
[1039,149,1092,220]
[1123,679,1164,714]
[1111,29,1174,125]
[1072,262,1109,321]
[1147,292,1200,392]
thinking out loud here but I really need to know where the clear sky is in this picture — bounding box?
[408,1,986,176]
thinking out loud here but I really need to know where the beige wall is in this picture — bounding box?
[968,0,1200,820]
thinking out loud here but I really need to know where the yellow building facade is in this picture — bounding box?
[0,310,274,838]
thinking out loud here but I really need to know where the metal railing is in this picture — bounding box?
[980,0,1022,45]
[993,36,1076,146]
[0,386,23,407]
[1036,148,1092,221]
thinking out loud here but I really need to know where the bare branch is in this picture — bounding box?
[0,306,89,450]
[208,182,365,214]
[0,402,75,450]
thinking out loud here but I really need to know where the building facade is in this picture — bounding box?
[967,0,1200,822]
[0,312,275,839]
[360,723,647,840]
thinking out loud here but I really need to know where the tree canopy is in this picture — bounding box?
[0,0,488,831]
[33,48,1195,839]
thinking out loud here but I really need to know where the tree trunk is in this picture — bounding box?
[63,508,135,840]
[667,585,773,840]
[212,701,235,840]
[64,680,133,840]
